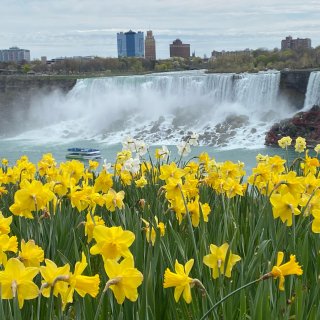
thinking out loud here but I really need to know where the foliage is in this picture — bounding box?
[208,47,320,73]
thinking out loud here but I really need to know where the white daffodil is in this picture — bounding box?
[188,133,199,146]
[122,136,137,152]
[135,140,148,156]
[177,142,191,157]
[103,159,112,172]
[123,157,141,174]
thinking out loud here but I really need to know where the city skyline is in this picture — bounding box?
[0,0,319,60]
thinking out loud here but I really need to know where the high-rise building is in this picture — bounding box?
[117,30,144,58]
[0,47,30,62]
[145,31,156,60]
[281,36,312,50]
[170,39,190,58]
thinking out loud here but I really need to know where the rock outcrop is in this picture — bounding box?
[0,75,76,135]
[279,70,311,109]
[265,105,320,147]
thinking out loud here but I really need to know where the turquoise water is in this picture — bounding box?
[0,139,296,175]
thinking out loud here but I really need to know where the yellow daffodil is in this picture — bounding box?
[311,209,320,233]
[37,153,57,177]
[269,251,303,290]
[16,158,36,181]
[141,217,165,245]
[0,234,18,265]
[0,258,39,308]
[163,259,195,303]
[62,253,100,307]
[89,160,99,171]
[84,212,105,242]
[40,259,70,298]
[203,243,241,279]
[90,225,135,261]
[295,137,306,153]
[0,184,8,196]
[199,152,210,165]
[5,167,20,184]
[1,158,8,166]
[183,178,199,199]
[256,153,269,163]
[135,175,147,188]
[187,197,201,227]
[314,144,320,155]
[159,163,185,183]
[104,189,125,212]
[94,170,113,193]
[164,177,184,201]
[51,173,70,197]
[270,191,301,226]
[301,150,319,175]
[120,170,132,186]
[268,155,286,174]
[278,136,292,149]
[0,212,12,235]
[200,203,211,222]
[168,196,186,224]
[104,256,143,304]
[279,171,305,195]
[155,146,170,161]
[18,239,44,268]
[116,150,132,164]
[59,160,85,184]
[223,178,244,198]
[10,179,55,219]
[220,160,244,180]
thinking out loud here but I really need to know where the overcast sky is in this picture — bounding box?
[0,0,319,59]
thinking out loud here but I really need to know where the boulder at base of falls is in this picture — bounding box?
[265,105,320,147]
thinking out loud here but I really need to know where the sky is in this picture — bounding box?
[0,0,319,60]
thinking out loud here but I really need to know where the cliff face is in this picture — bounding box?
[0,75,76,135]
[279,70,311,109]
[0,75,76,94]
[265,105,320,147]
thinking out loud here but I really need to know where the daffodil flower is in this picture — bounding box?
[163,259,194,303]
[269,251,303,290]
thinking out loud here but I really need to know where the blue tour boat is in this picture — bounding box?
[66,148,102,160]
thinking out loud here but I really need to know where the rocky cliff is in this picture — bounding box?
[0,75,76,93]
[0,75,76,135]
[265,105,320,147]
[279,70,311,109]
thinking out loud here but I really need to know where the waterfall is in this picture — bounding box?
[5,70,295,149]
[304,71,320,109]
[234,72,280,110]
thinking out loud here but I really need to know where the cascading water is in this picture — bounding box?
[304,71,320,109]
[6,70,295,149]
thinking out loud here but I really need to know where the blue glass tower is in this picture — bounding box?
[117,31,144,58]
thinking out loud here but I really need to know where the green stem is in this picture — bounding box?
[200,278,262,320]
[13,295,22,320]
[37,293,41,320]
[48,286,55,319]
[178,184,201,276]
[94,279,118,320]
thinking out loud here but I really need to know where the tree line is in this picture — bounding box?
[1,46,320,75]
[208,46,320,73]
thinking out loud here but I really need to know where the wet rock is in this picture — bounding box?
[215,115,249,134]
[150,116,165,133]
[265,105,320,147]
